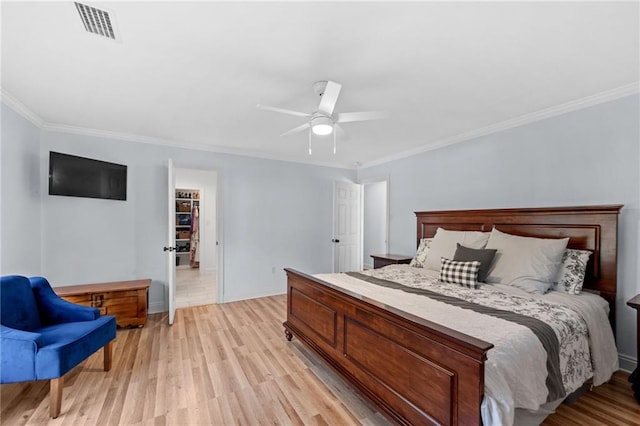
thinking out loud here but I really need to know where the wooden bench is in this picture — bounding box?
[55,279,151,328]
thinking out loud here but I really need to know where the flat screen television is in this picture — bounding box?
[48,151,127,201]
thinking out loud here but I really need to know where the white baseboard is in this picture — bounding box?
[148,301,166,314]
[619,353,638,373]
[363,262,374,270]
[220,289,285,304]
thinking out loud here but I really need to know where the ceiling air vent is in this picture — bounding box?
[75,2,116,40]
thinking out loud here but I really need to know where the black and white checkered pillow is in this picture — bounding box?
[439,258,481,288]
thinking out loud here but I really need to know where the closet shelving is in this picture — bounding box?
[175,189,200,268]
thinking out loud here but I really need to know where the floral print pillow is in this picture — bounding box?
[409,238,433,268]
[553,249,591,294]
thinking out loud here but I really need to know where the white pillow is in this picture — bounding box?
[424,228,490,271]
[409,238,432,268]
[484,228,569,293]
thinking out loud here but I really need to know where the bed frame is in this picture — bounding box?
[283,205,622,425]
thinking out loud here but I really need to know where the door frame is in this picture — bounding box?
[168,163,224,312]
[215,170,224,303]
[167,159,176,324]
[360,175,390,263]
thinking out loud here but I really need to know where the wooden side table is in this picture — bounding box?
[370,254,413,269]
[627,293,640,402]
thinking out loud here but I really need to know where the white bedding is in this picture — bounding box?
[315,265,618,426]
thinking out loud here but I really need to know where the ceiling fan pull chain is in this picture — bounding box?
[308,127,313,155]
[333,129,337,154]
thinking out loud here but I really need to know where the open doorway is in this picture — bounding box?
[174,168,218,308]
[362,178,389,269]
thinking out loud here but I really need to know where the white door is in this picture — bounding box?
[333,181,362,272]
[165,159,177,325]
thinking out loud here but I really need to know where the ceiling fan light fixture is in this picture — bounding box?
[257,80,387,154]
[311,116,333,136]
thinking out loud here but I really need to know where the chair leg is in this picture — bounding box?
[104,340,113,371]
[48,341,112,418]
[50,376,64,418]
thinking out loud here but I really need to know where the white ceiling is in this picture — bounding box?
[2,1,638,168]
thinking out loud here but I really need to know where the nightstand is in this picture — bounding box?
[627,293,640,402]
[370,254,413,269]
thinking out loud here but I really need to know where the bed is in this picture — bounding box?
[283,205,622,425]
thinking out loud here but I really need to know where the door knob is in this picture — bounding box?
[332,239,340,243]
[163,246,176,252]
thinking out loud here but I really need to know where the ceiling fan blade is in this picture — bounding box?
[336,111,388,123]
[280,122,311,137]
[317,81,342,116]
[256,104,311,118]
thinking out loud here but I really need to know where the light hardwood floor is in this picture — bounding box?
[176,268,216,308]
[1,295,638,425]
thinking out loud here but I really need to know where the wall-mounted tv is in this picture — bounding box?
[48,151,127,201]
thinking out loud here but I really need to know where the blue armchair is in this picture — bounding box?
[0,275,116,418]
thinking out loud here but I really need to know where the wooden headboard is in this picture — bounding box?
[415,205,623,329]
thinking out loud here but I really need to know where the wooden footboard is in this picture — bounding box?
[283,268,493,426]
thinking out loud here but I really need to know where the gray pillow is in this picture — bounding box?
[484,228,569,291]
[453,243,497,283]
[423,228,490,271]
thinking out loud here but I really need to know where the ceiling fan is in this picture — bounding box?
[257,81,387,154]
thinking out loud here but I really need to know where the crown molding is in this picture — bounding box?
[42,122,181,146]
[1,91,353,169]
[3,82,636,172]
[1,89,45,127]
[40,123,355,170]
[359,82,640,169]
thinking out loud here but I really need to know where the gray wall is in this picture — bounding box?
[358,94,640,364]
[1,103,356,309]
[1,104,42,276]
